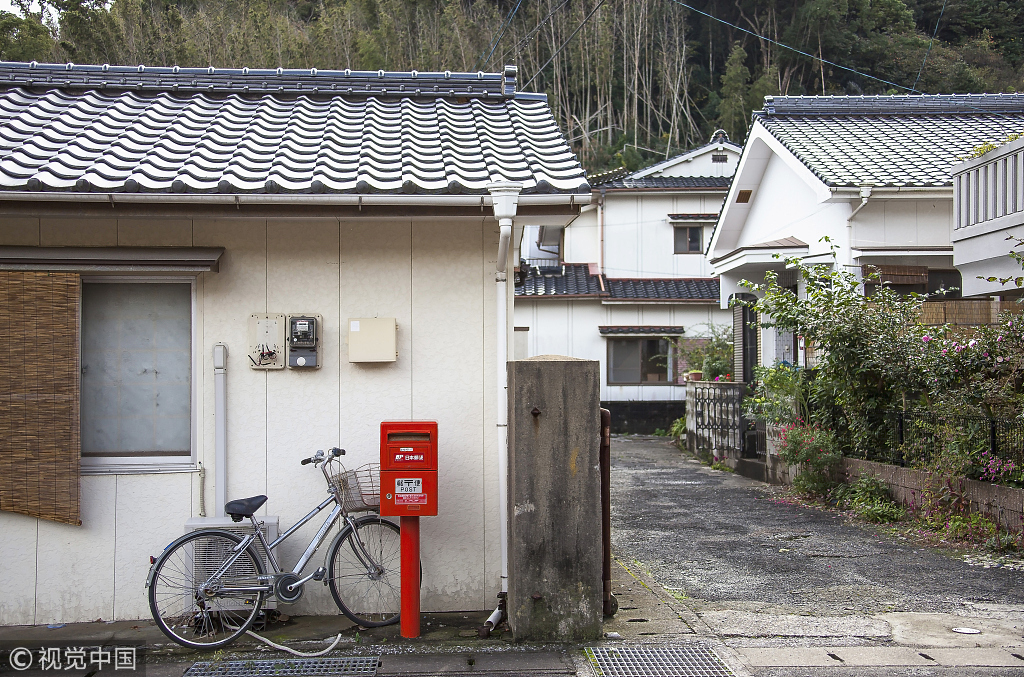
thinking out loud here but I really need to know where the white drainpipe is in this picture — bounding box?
[213,343,228,517]
[486,181,522,630]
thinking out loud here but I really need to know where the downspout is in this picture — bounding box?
[598,188,606,274]
[847,186,872,268]
[213,343,228,518]
[485,182,522,634]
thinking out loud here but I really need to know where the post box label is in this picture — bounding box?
[394,452,425,463]
[395,478,427,505]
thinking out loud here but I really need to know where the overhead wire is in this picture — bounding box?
[476,0,526,72]
[661,0,913,94]
[912,0,949,93]
[523,0,608,90]
[498,0,572,65]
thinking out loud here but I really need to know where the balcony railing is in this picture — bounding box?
[953,137,1024,230]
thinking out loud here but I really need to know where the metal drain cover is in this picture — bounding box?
[185,656,380,677]
[586,646,735,677]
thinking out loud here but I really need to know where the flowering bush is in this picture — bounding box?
[777,422,841,495]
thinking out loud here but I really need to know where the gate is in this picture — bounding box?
[685,382,744,460]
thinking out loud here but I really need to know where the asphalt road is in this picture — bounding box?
[608,435,1024,676]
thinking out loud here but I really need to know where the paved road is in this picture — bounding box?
[609,435,1024,676]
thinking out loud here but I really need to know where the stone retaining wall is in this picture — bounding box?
[843,458,1024,534]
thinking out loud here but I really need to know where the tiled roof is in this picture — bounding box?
[598,326,686,335]
[668,213,718,220]
[588,167,630,185]
[605,277,719,301]
[598,176,731,190]
[0,61,589,196]
[709,237,807,265]
[514,264,719,302]
[516,263,606,297]
[756,94,1024,188]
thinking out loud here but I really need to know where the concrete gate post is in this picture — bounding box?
[507,355,602,642]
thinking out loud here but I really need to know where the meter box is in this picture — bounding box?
[380,421,437,517]
[248,314,286,369]
[349,318,398,362]
[287,314,323,369]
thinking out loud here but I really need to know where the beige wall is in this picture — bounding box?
[0,214,502,624]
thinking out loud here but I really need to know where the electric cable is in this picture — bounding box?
[912,0,948,93]
[476,0,525,72]
[661,0,912,94]
[498,0,572,65]
[523,0,608,90]
[245,630,347,657]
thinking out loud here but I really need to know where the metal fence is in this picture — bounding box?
[847,410,1024,468]
[685,382,744,459]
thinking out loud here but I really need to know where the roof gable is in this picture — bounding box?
[0,61,589,198]
[630,131,741,179]
[756,94,1024,188]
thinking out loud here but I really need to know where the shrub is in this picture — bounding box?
[669,417,686,440]
[829,473,905,523]
[778,422,841,495]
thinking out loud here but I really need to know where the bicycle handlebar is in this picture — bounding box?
[300,447,345,466]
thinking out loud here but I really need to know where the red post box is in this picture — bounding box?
[380,421,438,516]
[380,421,437,639]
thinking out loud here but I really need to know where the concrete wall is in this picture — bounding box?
[0,215,503,625]
[753,455,1024,534]
[512,298,730,401]
[507,356,602,642]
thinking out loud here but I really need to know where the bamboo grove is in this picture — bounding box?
[3,0,1023,171]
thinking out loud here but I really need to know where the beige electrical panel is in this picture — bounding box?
[248,313,286,369]
[348,318,397,362]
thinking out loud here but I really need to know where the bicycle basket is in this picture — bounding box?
[329,463,380,513]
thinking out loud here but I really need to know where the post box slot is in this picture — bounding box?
[387,433,432,442]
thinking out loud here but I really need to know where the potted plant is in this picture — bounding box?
[687,369,703,381]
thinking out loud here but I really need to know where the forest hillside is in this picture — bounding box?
[2,0,1022,171]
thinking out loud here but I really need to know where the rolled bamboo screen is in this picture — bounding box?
[0,271,81,525]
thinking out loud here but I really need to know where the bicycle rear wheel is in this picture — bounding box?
[148,529,265,649]
[327,516,401,627]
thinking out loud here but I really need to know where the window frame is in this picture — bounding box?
[79,275,198,475]
[673,225,705,254]
[606,337,678,385]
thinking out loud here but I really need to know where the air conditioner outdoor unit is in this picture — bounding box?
[184,516,280,609]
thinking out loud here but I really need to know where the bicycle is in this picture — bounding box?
[146,447,401,649]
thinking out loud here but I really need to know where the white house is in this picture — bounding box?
[0,62,589,625]
[513,133,738,431]
[708,94,1024,380]
[951,135,1024,297]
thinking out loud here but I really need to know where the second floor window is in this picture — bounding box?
[674,226,703,254]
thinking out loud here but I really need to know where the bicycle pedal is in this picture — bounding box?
[312,566,327,582]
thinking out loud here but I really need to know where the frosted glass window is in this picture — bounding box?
[608,339,641,384]
[81,282,192,457]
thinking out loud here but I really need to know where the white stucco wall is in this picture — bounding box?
[512,299,730,400]
[565,193,724,279]
[0,215,503,625]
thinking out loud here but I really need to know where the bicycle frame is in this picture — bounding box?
[209,454,376,598]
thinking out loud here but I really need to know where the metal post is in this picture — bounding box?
[600,408,614,617]
[400,516,421,638]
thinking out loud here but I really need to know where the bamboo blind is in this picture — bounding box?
[0,271,81,525]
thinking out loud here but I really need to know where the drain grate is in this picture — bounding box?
[185,656,380,677]
[586,646,735,677]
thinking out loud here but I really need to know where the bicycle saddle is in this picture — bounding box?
[225,495,268,521]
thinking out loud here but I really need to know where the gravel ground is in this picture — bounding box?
[609,436,1024,619]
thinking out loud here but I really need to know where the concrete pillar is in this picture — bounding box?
[507,355,602,642]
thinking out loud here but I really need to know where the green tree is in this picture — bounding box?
[717,43,750,142]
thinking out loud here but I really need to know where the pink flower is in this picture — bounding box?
[922,335,932,342]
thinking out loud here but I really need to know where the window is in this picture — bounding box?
[674,226,703,254]
[712,153,728,163]
[81,279,194,470]
[608,338,674,384]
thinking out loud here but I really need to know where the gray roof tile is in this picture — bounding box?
[0,62,589,196]
[605,278,719,301]
[756,94,1024,188]
[597,176,731,190]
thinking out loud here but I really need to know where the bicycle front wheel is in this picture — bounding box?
[148,529,265,649]
[328,516,401,627]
